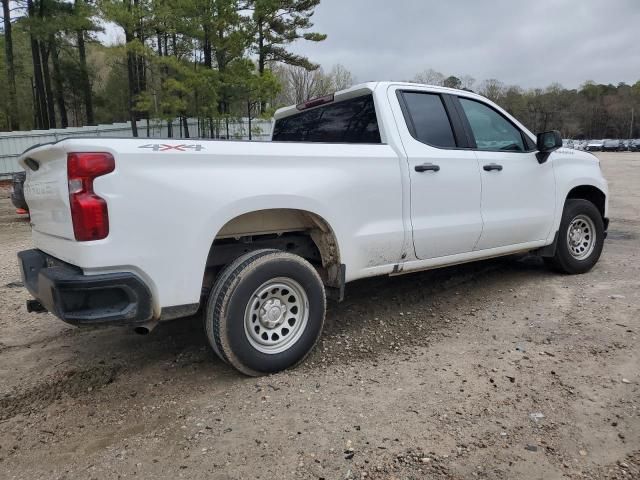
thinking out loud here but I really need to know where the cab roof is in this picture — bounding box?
[273,81,486,121]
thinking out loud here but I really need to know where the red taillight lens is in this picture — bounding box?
[67,153,115,241]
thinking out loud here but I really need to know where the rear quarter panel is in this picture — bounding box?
[29,138,405,313]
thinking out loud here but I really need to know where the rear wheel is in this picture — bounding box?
[545,199,604,274]
[204,249,326,376]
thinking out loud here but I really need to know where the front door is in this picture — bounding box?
[456,97,556,250]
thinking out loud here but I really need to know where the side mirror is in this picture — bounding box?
[536,130,562,163]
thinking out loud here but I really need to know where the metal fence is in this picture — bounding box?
[0,117,273,178]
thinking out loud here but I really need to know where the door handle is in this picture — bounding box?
[483,163,503,172]
[415,163,440,172]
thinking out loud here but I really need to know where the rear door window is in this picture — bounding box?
[399,92,457,148]
[272,94,381,143]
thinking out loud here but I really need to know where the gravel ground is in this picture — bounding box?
[0,153,638,480]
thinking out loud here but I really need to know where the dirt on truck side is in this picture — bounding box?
[0,152,638,480]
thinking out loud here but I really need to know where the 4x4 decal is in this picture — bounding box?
[138,144,205,152]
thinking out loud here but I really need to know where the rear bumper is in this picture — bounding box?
[18,249,153,326]
[10,191,28,211]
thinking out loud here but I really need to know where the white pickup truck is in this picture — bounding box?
[18,82,608,376]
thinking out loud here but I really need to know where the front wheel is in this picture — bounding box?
[204,249,326,376]
[545,199,605,274]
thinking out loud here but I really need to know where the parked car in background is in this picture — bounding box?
[602,139,622,152]
[629,139,640,152]
[10,171,28,213]
[574,140,586,151]
[586,140,604,152]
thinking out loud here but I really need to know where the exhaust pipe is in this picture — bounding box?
[133,321,158,335]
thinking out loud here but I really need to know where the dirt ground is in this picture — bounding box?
[0,152,638,480]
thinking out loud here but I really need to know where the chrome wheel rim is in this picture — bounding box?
[244,277,309,354]
[566,214,596,260]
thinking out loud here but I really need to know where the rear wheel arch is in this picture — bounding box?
[202,208,343,297]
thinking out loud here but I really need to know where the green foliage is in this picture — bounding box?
[251,0,326,72]
[443,75,461,89]
[3,1,636,139]
[94,55,130,123]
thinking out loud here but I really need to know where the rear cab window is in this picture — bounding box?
[272,94,381,143]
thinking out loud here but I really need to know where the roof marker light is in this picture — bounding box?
[296,94,335,111]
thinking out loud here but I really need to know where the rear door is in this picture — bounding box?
[390,87,483,259]
[455,96,556,249]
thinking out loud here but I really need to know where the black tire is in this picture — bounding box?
[204,249,326,376]
[545,199,604,274]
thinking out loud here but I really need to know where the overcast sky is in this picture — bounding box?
[288,0,640,89]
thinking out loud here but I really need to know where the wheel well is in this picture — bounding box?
[566,185,606,218]
[202,209,343,297]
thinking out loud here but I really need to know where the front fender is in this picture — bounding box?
[549,151,608,239]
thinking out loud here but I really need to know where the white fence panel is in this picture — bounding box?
[0,118,273,178]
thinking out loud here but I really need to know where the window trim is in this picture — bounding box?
[453,96,537,153]
[396,90,472,150]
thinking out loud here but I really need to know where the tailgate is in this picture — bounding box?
[20,144,75,240]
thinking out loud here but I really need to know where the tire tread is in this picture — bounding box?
[205,249,325,376]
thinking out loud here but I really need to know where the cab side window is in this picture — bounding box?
[400,92,457,148]
[458,98,525,152]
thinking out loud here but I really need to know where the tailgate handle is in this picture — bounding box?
[24,157,40,171]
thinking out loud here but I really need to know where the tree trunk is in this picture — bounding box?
[39,42,57,128]
[126,48,138,137]
[163,32,168,60]
[258,20,266,113]
[134,0,146,94]
[28,0,48,129]
[124,0,138,136]
[247,101,252,140]
[30,77,37,127]
[30,39,47,129]
[50,38,68,128]
[203,25,212,68]
[1,0,20,130]
[257,21,265,75]
[76,29,94,125]
[37,0,55,128]
[156,31,163,56]
[182,116,189,138]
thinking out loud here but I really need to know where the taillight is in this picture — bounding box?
[67,152,115,241]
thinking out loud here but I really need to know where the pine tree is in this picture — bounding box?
[1,0,20,130]
[250,0,325,112]
[251,0,326,75]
